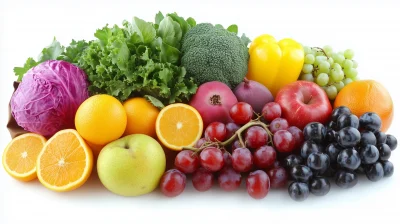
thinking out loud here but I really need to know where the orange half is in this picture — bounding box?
[2,133,46,181]
[156,103,203,151]
[36,129,93,192]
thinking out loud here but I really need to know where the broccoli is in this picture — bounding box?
[180,23,250,89]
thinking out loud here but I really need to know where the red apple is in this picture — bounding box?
[275,81,332,130]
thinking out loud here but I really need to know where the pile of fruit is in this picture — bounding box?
[1,11,397,202]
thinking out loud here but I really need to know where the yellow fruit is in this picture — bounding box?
[2,133,46,182]
[123,97,159,138]
[75,94,127,145]
[156,103,203,151]
[37,129,93,192]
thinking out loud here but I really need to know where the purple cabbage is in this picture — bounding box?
[11,60,89,137]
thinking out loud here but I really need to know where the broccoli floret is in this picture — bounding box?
[181,23,249,89]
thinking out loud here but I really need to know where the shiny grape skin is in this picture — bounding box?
[174,150,200,174]
[337,114,359,130]
[287,126,305,150]
[231,147,253,172]
[386,135,398,151]
[245,126,268,149]
[229,102,254,125]
[309,177,331,196]
[246,170,271,199]
[160,169,186,197]
[225,123,241,139]
[337,148,361,170]
[365,162,384,182]
[331,106,351,123]
[267,167,288,188]
[253,145,277,169]
[222,151,232,167]
[273,130,296,153]
[303,122,327,143]
[290,165,313,183]
[359,112,382,132]
[307,152,330,174]
[283,154,304,168]
[381,161,394,177]
[337,127,361,148]
[300,140,323,159]
[359,144,379,165]
[262,102,282,122]
[288,182,310,202]
[325,143,343,164]
[199,147,224,172]
[375,131,387,145]
[204,122,227,142]
[360,131,377,146]
[192,167,214,192]
[218,166,242,192]
[269,118,289,133]
[377,143,392,161]
[335,170,358,189]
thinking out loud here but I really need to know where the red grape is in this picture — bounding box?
[267,160,283,171]
[226,122,241,138]
[205,122,227,142]
[231,147,253,172]
[267,167,288,188]
[262,102,282,122]
[160,169,186,197]
[253,145,276,169]
[174,150,200,174]
[229,102,253,125]
[223,151,232,167]
[231,140,242,151]
[246,170,270,199]
[200,147,224,172]
[195,138,207,148]
[269,118,289,133]
[245,126,268,149]
[218,166,242,191]
[273,130,296,153]
[192,167,214,192]
[287,126,304,150]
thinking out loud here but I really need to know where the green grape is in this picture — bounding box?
[318,61,330,73]
[325,85,338,100]
[316,73,329,86]
[352,75,360,81]
[332,53,345,66]
[300,73,314,82]
[330,69,344,82]
[316,56,328,61]
[344,68,358,78]
[352,60,358,68]
[334,81,345,91]
[344,49,355,59]
[328,57,334,65]
[343,78,353,85]
[332,63,342,71]
[323,45,333,54]
[343,59,353,70]
[303,46,312,55]
[311,48,318,56]
[302,64,313,74]
[316,51,325,56]
[304,54,315,64]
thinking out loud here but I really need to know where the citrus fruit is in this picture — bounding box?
[156,103,203,151]
[75,94,127,145]
[37,129,93,192]
[334,80,394,132]
[123,97,159,138]
[2,133,46,181]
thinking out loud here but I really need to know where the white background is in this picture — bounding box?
[1,0,400,223]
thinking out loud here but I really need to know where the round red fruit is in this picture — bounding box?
[287,126,305,150]
[245,126,268,149]
[174,150,200,174]
[160,169,186,197]
[223,151,233,167]
[262,102,282,122]
[273,130,296,153]
[192,167,214,192]
[229,102,254,125]
[226,122,241,139]
[218,166,242,191]
[253,145,276,169]
[231,147,253,172]
[267,167,288,188]
[200,147,224,172]
[246,170,270,199]
[205,122,227,142]
[269,118,289,133]
[195,138,207,148]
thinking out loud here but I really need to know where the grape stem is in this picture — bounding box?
[312,47,329,58]
[182,120,274,152]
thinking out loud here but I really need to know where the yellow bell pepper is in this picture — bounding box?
[246,34,304,97]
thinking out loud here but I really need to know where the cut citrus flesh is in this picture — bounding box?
[2,133,46,182]
[156,103,203,151]
[37,129,93,192]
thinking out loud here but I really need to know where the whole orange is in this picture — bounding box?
[334,80,394,132]
[123,97,159,138]
[75,94,127,145]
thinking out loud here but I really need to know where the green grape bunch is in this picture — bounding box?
[299,45,359,100]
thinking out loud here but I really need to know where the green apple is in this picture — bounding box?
[97,134,166,196]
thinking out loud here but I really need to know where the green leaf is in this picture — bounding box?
[160,42,180,64]
[159,68,173,84]
[227,24,238,34]
[186,17,196,28]
[155,11,164,25]
[37,38,64,62]
[131,17,157,44]
[144,95,165,109]
[158,16,182,48]
[215,24,224,29]
[166,13,189,37]
[58,39,90,63]
[94,26,112,47]
[240,33,251,47]
[13,58,39,81]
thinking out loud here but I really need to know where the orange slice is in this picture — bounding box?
[2,133,46,182]
[156,103,203,151]
[37,129,93,192]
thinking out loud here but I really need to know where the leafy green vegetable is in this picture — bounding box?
[227,24,238,34]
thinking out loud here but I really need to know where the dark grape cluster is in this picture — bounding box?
[286,106,397,201]
[159,103,397,202]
